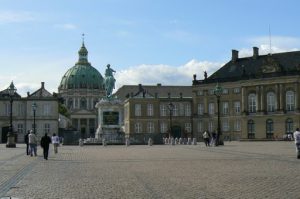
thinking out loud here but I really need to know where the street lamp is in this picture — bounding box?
[168,102,174,138]
[32,102,37,135]
[214,83,224,146]
[6,81,17,148]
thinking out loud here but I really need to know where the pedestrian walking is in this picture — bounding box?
[40,133,52,160]
[28,130,37,156]
[203,131,210,147]
[51,133,60,154]
[293,128,300,159]
[24,130,30,155]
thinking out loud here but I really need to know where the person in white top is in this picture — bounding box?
[293,128,300,159]
[51,133,60,154]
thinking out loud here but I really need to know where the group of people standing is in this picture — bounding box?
[24,131,60,160]
[202,131,217,147]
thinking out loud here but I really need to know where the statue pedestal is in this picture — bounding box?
[95,97,124,144]
[6,132,16,148]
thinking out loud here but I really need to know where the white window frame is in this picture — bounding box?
[209,103,215,115]
[160,104,167,116]
[222,102,229,115]
[134,123,142,133]
[286,90,295,111]
[198,103,204,115]
[135,104,141,116]
[248,93,257,113]
[267,92,276,112]
[44,123,50,134]
[185,104,191,116]
[234,101,241,114]
[147,104,153,116]
[147,122,154,133]
[160,122,167,133]
[185,123,192,133]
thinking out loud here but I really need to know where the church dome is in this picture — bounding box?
[59,43,104,90]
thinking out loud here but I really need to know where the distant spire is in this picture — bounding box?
[82,33,85,45]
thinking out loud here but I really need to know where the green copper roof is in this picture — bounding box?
[59,43,104,90]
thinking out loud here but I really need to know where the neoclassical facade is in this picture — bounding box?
[0,82,59,143]
[192,47,300,140]
[58,42,106,138]
[115,84,193,138]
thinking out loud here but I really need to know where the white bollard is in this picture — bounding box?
[148,138,153,146]
[125,138,130,146]
[192,138,197,145]
[179,137,182,144]
[171,138,175,145]
[79,139,83,147]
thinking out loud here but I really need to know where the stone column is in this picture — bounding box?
[204,90,208,114]
[260,86,264,113]
[87,97,90,110]
[241,87,246,113]
[275,84,279,111]
[279,84,284,111]
[256,86,261,112]
[73,97,76,109]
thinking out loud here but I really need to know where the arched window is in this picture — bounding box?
[247,120,255,139]
[248,93,256,113]
[266,119,274,139]
[267,92,276,112]
[80,98,87,109]
[286,91,295,111]
[286,118,293,134]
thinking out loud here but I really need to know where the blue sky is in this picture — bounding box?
[1,0,300,96]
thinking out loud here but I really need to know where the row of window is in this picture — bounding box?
[248,90,295,113]
[197,87,240,96]
[134,103,192,117]
[247,118,294,135]
[196,119,241,133]
[197,90,296,116]
[16,123,51,134]
[67,98,98,110]
[133,122,192,134]
[2,103,52,117]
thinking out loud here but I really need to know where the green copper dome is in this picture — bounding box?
[59,43,104,90]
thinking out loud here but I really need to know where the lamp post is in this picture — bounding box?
[32,102,37,135]
[214,83,223,146]
[168,102,174,138]
[6,81,17,148]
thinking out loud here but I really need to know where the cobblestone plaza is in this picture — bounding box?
[0,142,299,199]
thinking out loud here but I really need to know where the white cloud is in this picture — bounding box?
[0,11,35,23]
[115,60,222,90]
[240,36,300,57]
[54,23,77,30]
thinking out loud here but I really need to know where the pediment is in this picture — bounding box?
[261,56,281,73]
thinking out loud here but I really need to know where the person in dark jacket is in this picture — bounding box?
[40,133,52,160]
[24,130,30,155]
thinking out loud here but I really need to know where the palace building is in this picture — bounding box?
[192,47,300,140]
[0,82,59,143]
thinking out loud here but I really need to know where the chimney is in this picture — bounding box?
[232,49,239,62]
[157,83,161,86]
[155,93,158,98]
[180,92,182,98]
[253,47,259,59]
[41,82,45,88]
[27,92,30,97]
[168,92,171,98]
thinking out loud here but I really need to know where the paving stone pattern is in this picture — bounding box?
[0,142,299,199]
